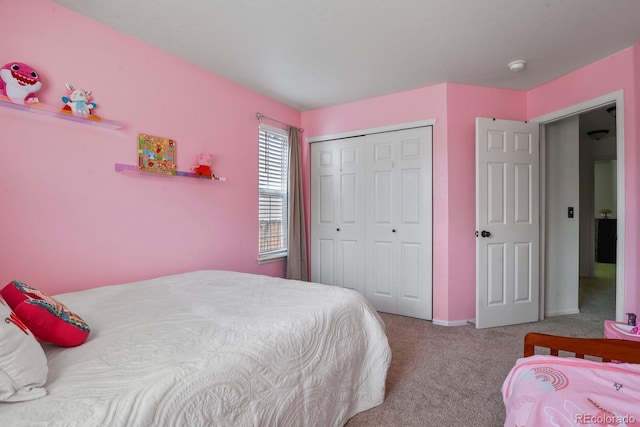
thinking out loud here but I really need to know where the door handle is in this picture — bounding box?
[481,230,491,238]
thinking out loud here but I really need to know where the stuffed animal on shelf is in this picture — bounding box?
[191,153,216,178]
[61,82,96,118]
[0,62,43,104]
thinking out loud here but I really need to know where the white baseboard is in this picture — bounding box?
[545,308,580,317]
[432,318,475,327]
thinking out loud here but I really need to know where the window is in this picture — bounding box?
[258,124,288,260]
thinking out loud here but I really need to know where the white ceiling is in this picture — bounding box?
[51,0,640,112]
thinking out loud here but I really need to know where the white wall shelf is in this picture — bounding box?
[0,96,123,129]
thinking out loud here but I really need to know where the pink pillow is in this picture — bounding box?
[1,281,90,347]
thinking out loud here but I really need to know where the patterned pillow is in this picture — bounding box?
[1,281,90,347]
[0,300,48,402]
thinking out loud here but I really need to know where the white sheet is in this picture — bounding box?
[0,270,391,426]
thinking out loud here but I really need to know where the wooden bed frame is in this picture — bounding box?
[524,332,640,363]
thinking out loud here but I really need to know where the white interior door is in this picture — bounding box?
[365,127,432,320]
[310,137,366,294]
[476,118,540,328]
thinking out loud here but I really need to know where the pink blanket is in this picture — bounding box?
[502,355,640,426]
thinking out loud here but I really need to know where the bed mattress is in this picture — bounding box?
[0,270,391,426]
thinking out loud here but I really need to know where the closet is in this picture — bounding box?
[310,126,433,320]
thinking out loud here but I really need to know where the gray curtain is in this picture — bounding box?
[286,126,309,281]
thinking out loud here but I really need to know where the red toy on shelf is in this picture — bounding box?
[191,153,218,179]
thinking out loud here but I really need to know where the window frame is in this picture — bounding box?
[258,123,289,262]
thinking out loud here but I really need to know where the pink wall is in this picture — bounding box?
[445,84,527,320]
[302,44,639,324]
[0,0,300,295]
[3,1,639,323]
[527,47,639,315]
[301,83,451,319]
[301,84,526,323]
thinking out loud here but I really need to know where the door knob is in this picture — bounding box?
[481,230,491,238]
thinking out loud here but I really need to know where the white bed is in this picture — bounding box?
[0,270,391,426]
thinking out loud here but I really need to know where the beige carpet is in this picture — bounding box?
[346,273,616,426]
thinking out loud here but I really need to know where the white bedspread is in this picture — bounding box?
[0,270,391,427]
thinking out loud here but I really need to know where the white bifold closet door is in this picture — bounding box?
[310,136,367,295]
[311,126,432,320]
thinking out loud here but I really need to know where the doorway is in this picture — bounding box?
[579,105,617,320]
[536,91,624,322]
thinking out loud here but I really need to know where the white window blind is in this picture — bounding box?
[259,125,288,259]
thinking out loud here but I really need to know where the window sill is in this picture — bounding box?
[258,254,287,264]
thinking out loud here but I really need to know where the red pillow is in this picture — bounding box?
[1,281,90,347]
[0,280,37,308]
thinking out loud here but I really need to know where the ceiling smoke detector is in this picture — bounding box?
[508,60,526,72]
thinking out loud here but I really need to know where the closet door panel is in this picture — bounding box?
[373,141,393,162]
[335,138,366,295]
[311,137,366,294]
[396,128,432,319]
[373,171,393,224]
[399,242,421,298]
[369,240,394,311]
[397,240,429,317]
[317,238,335,285]
[401,168,421,224]
[311,141,339,285]
[338,239,359,290]
[340,174,358,223]
[366,127,432,319]
[318,175,334,223]
[312,126,432,320]
[365,135,396,312]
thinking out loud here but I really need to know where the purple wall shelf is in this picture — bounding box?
[114,163,226,181]
[0,97,123,129]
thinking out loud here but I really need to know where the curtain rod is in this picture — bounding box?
[256,113,303,133]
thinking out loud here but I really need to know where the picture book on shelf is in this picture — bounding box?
[138,134,177,175]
